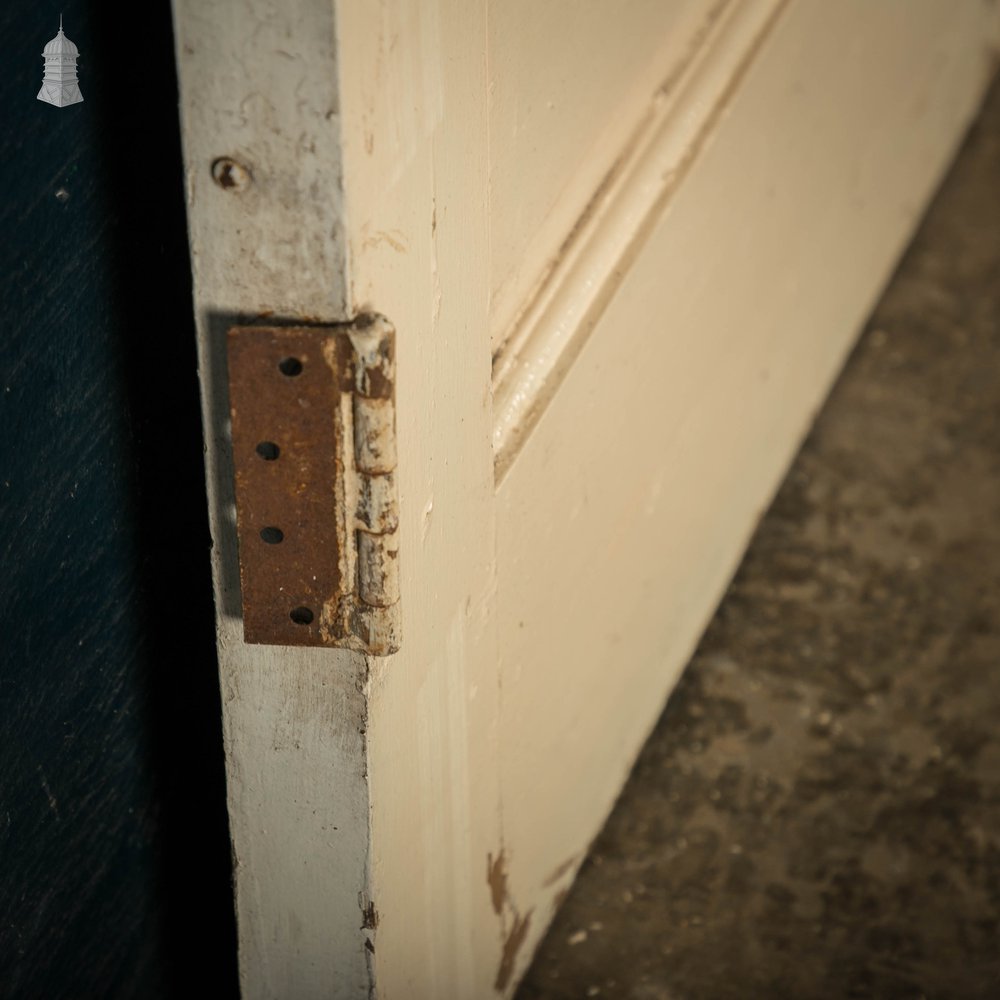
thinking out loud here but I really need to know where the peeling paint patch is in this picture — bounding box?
[494,910,533,992]
[487,850,508,916]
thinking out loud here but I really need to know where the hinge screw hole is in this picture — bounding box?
[279,357,303,377]
[290,606,314,625]
[256,441,280,461]
[260,526,284,544]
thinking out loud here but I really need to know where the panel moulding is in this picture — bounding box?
[490,0,788,483]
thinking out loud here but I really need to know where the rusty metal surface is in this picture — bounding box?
[227,325,349,647]
[227,319,400,653]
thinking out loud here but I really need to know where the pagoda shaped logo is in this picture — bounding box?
[38,16,83,108]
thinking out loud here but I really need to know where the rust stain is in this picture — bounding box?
[542,855,577,888]
[227,325,344,647]
[493,910,532,993]
[487,851,508,916]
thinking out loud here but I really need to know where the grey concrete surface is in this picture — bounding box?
[517,75,1000,1000]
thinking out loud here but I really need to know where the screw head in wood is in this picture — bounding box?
[211,157,253,192]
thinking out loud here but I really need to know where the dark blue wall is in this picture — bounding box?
[0,3,238,996]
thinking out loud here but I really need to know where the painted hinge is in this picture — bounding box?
[227,314,400,654]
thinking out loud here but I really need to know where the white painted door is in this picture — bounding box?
[172,2,999,996]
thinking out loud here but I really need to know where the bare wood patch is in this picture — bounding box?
[487,850,508,916]
[494,910,533,993]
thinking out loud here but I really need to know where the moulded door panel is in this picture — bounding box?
[487,0,721,346]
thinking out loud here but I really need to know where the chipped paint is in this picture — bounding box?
[488,848,537,992]
[359,895,379,931]
[487,851,508,916]
[494,910,533,992]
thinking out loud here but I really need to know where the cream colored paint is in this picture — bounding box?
[491,0,785,480]
[495,2,999,985]
[345,0,997,995]
[488,0,723,347]
[335,1,504,996]
[174,0,998,997]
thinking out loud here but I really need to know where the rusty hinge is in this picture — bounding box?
[227,315,400,654]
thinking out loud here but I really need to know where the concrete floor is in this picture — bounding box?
[517,78,1000,1000]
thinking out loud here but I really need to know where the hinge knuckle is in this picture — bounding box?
[356,472,398,534]
[353,397,397,473]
